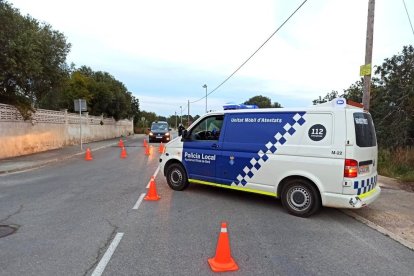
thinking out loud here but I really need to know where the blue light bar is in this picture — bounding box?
[223,103,259,110]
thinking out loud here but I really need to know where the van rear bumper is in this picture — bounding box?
[321,186,381,209]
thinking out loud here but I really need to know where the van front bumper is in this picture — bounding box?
[321,186,381,209]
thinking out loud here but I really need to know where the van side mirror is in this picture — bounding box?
[169,128,172,131]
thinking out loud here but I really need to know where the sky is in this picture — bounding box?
[9,0,414,117]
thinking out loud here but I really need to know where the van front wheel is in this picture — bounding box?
[166,163,189,191]
[281,179,320,217]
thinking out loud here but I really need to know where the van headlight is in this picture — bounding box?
[165,132,170,136]
[149,132,154,136]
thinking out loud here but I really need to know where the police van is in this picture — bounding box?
[159,99,380,217]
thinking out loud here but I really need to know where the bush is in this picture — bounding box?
[378,147,414,182]
[134,127,150,134]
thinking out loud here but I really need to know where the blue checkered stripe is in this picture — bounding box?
[354,175,378,195]
[233,113,306,186]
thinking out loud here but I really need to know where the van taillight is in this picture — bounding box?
[344,159,358,178]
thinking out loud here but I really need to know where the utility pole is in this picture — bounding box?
[79,99,83,150]
[362,0,375,111]
[175,111,177,129]
[187,100,190,128]
[180,106,183,124]
[203,84,207,113]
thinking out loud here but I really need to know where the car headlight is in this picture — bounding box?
[165,132,170,136]
[149,132,153,136]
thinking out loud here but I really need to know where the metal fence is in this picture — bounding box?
[0,103,130,125]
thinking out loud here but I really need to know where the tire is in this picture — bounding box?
[166,163,189,191]
[281,178,320,217]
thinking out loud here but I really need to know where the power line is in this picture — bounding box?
[402,0,414,38]
[189,0,309,104]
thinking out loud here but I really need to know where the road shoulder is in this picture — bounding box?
[0,135,144,175]
[342,175,414,251]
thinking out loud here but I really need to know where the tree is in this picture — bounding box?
[343,79,363,103]
[312,81,364,105]
[167,115,179,128]
[130,96,140,127]
[59,71,94,110]
[312,91,340,105]
[166,114,200,128]
[372,45,414,148]
[272,102,282,108]
[244,95,282,108]
[312,45,414,148]
[0,1,71,117]
[0,1,141,122]
[140,111,158,128]
[56,67,140,121]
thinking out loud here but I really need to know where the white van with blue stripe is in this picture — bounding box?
[159,98,380,217]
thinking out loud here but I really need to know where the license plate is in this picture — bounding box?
[359,165,369,174]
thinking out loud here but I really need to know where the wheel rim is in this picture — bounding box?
[286,186,311,211]
[170,168,183,187]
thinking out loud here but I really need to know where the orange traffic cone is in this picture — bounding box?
[145,145,150,156]
[118,139,124,148]
[85,148,93,161]
[120,146,127,158]
[143,139,148,147]
[144,176,160,201]
[158,142,164,153]
[208,222,239,272]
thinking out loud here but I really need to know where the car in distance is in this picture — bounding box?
[149,121,171,143]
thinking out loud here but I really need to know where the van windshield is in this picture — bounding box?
[353,113,376,147]
[151,123,168,131]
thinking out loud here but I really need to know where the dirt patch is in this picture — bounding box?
[378,175,414,193]
[398,182,414,193]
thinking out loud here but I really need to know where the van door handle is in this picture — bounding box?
[211,143,219,149]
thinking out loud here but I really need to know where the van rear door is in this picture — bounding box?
[345,110,378,194]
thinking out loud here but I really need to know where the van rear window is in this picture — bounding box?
[353,113,376,147]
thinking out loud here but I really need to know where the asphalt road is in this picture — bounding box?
[1,135,413,276]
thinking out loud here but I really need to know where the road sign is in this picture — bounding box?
[74,99,87,112]
[74,99,87,150]
[360,64,371,76]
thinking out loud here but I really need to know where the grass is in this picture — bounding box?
[378,147,414,182]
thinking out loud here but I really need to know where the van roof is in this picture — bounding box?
[207,98,363,116]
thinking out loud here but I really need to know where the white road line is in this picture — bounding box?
[146,166,161,188]
[153,166,160,177]
[132,193,146,210]
[91,232,124,276]
[342,210,414,251]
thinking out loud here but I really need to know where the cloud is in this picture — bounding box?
[10,0,414,117]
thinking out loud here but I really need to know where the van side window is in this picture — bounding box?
[189,116,223,141]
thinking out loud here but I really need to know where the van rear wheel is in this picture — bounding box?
[166,163,189,191]
[281,179,320,217]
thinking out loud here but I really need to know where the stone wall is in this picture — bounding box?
[0,103,133,159]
